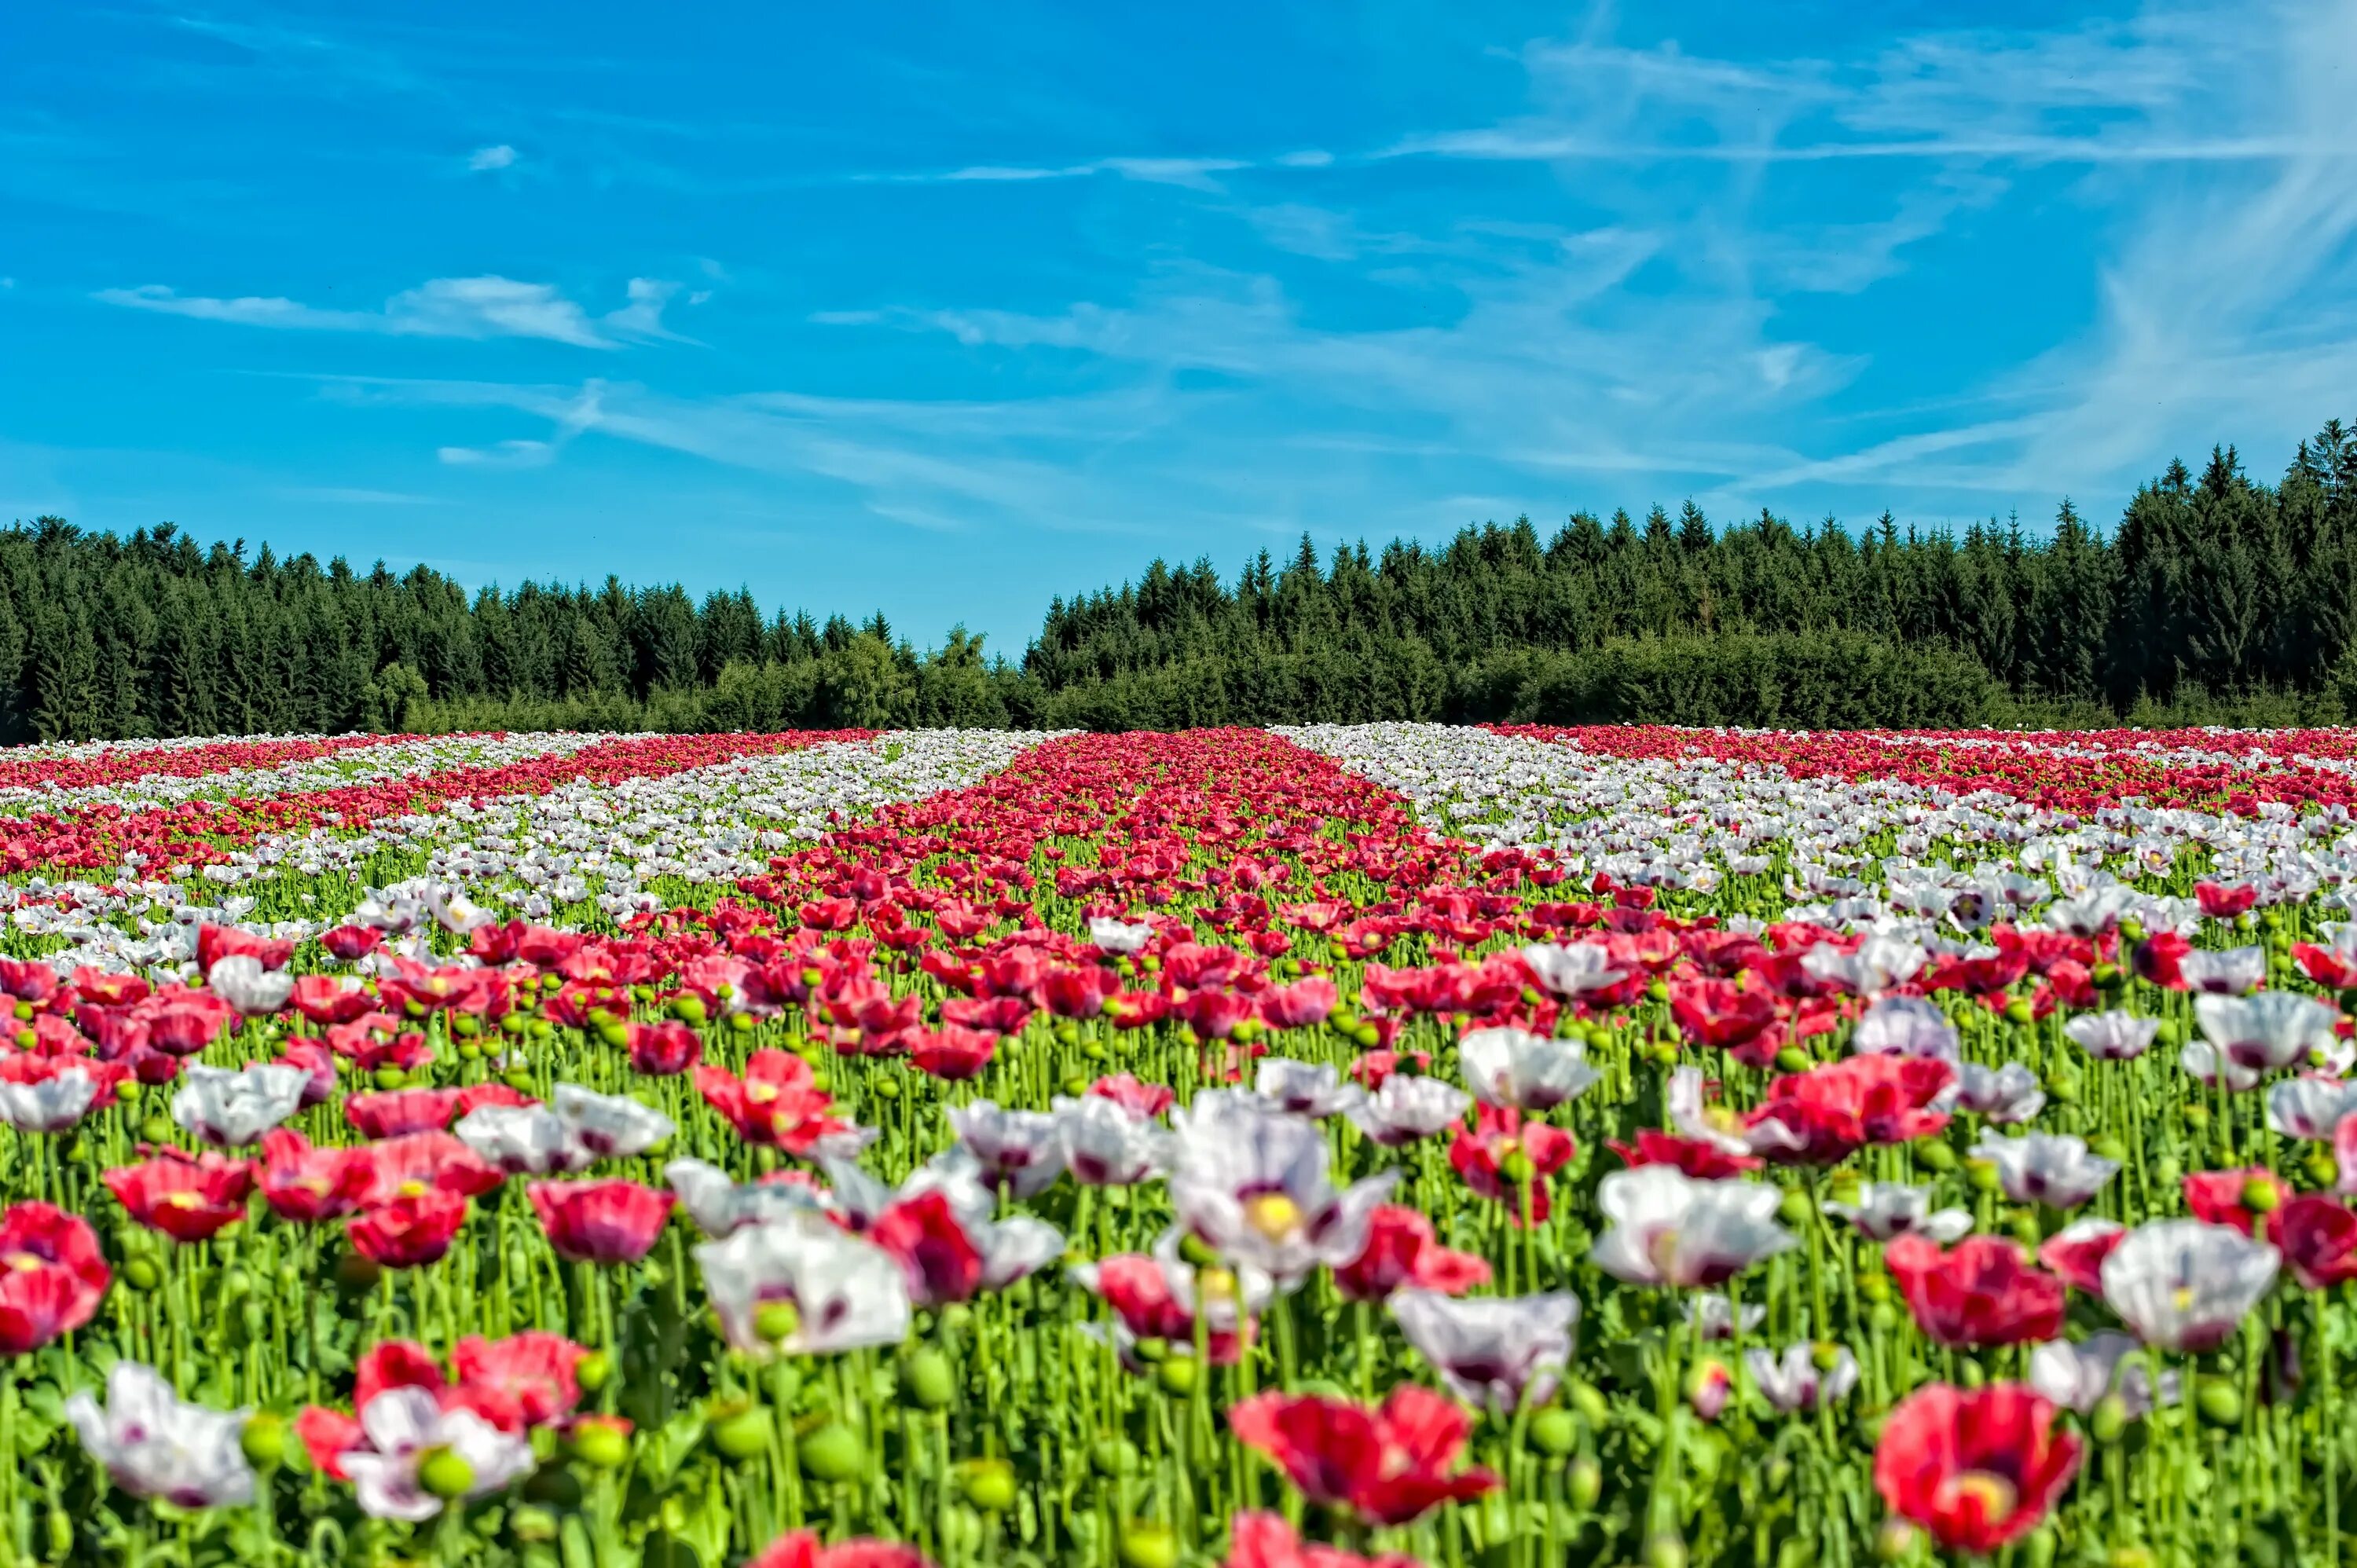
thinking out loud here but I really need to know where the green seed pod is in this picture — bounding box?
[2244,1176,2282,1214]
[570,1419,631,1469]
[1644,1532,1688,1568]
[1090,1438,1139,1477]
[1776,1188,1813,1226]
[1965,1159,2002,1193]
[1528,1408,1578,1456]
[240,1412,287,1468]
[1567,1456,1603,1510]
[417,1446,476,1500]
[2007,1211,2042,1247]
[138,1115,175,1145]
[456,1041,482,1062]
[1351,1022,1381,1049]
[2195,1378,2242,1427]
[1915,1141,1958,1173]
[960,1458,1017,1511]
[370,1066,406,1091]
[2088,1134,2127,1163]
[1868,1301,1901,1333]
[729,1012,757,1035]
[1567,1380,1609,1429]
[1773,1047,1813,1073]
[2003,998,2035,1027]
[452,1013,481,1039]
[1155,1356,1199,1397]
[902,1348,955,1410]
[114,1080,142,1105]
[575,1350,614,1393]
[709,1407,771,1461]
[2090,1393,2130,1444]
[671,995,709,1028]
[1120,1522,1179,1568]
[1646,979,1670,1005]
[500,1013,528,1037]
[2024,1527,2058,1568]
[122,1257,161,1292]
[503,1066,536,1092]
[797,1422,864,1482]
[1060,1073,1091,1097]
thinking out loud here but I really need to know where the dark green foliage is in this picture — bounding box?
[10,421,2357,738]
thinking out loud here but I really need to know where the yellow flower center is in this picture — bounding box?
[1243,1193,1302,1243]
[1937,1469,2018,1523]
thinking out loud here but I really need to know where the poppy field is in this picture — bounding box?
[8,722,2357,1567]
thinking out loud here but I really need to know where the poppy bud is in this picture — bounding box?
[961,1458,1017,1511]
[1773,1047,1813,1073]
[729,1013,756,1035]
[2243,1177,2282,1214]
[1567,1379,1609,1428]
[1500,1148,1536,1184]
[122,1257,160,1292]
[1120,1522,1179,1568]
[708,1406,770,1461]
[1567,1455,1603,1510]
[240,1412,287,1468]
[2195,1378,2242,1427]
[1915,1141,1957,1172]
[1529,1408,1578,1456]
[138,1116,174,1145]
[1647,980,1670,1005]
[115,1081,142,1104]
[1965,1159,2001,1193]
[570,1417,631,1469]
[2003,998,2035,1027]
[671,995,709,1028]
[1776,1188,1813,1226]
[798,1423,864,1482]
[902,1348,955,1410]
[576,1350,614,1392]
[370,1067,406,1091]
[417,1446,476,1500]
[1155,1356,1199,1397]
[1090,1438,1138,1476]
[2090,1393,2129,1444]
[2088,1134,2127,1162]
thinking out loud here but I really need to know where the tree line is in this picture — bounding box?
[7,420,2356,740]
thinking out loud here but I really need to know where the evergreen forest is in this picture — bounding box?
[10,423,2357,740]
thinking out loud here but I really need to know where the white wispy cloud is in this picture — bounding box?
[95,275,686,348]
[467,144,518,171]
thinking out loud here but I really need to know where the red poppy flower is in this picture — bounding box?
[319,925,383,962]
[1084,1255,1250,1364]
[0,1202,109,1353]
[1745,1054,1954,1164]
[1449,1105,1574,1226]
[1873,1383,2081,1553]
[455,1082,537,1116]
[346,1087,462,1139]
[197,923,293,974]
[626,1020,703,1076]
[871,1191,985,1306]
[354,1339,445,1406]
[105,1152,255,1242]
[2132,931,2190,989]
[1607,1128,1761,1178]
[2269,1194,2357,1289]
[1229,1384,1497,1526]
[293,1405,366,1478]
[1669,978,1778,1053]
[746,1530,934,1568]
[137,994,235,1057]
[1333,1206,1490,1302]
[2195,881,2259,920]
[1222,1511,1422,1568]
[354,1131,504,1203]
[2036,1222,2125,1294]
[1087,1073,1175,1119]
[257,1129,372,1222]
[289,975,377,1027]
[349,1189,469,1268]
[908,1024,997,1082]
[449,1332,588,1431]
[1259,978,1340,1031]
[527,1180,673,1265]
[694,1050,849,1154]
[2183,1167,2276,1236]
[1883,1234,2066,1347]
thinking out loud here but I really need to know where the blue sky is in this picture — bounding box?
[5,2,2355,653]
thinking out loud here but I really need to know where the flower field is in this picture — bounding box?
[6,723,2357,1566]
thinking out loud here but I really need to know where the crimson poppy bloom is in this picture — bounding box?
[1087,1073,1175,1119]
[2036,1219,2126,1293]
[349,1189,469,1268]
[354,1131,504,1204]
[346,1087,462,1139]
[1745,1054,1954,1164]
[909,1024,997,1082]
[104,1152,255,1242]
[1607,1128,1761,1179]
[1449,1105,1574,1226]
[1259,978,1340,1031]
[2182,1167,2276,1236]
[1333,1205,1490,1302]
[626,1021,704,1077]
[1222,1511,1420,1568]
[1873,1383,2081,1553]
[1229,1384,1497,1526]
[527,1179,673,1265]
[2269,1193,2357,1289]
[870,1190,985,1305]
[694,1050,850,1154]
[257,1129,373,1222]
[1884,1234,2066,1347]
[319,925,383,962]
[0,1202,109,1353]
[1669,978,1778,1054]
[745,1530,934,1568]
[449,1332,588,1431]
